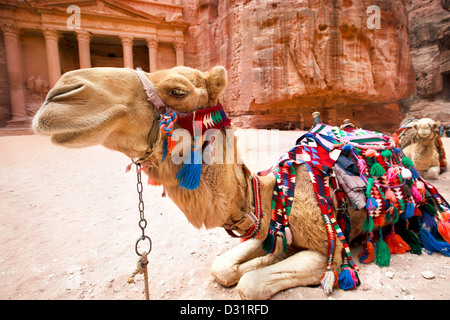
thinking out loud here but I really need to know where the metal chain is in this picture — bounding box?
[134,162,152,257]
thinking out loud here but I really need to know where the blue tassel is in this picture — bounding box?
[366,197,378,212]
[419,228,450,257]
[402,202,414,220]
[422,211,437,231]
[161,139,169,163]
[338,266,360,290]
[410,168,420,179]
[393,148,401,154]
[342,144,353,153]
[176,148,202,190]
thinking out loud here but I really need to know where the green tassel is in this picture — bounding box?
[402,229,422,255]
[370,163,386,177]
[363,216,374,233]
[365,178,374,198]
[381,149,393,159]
[402,156,414,168]
[375,228,390,267]
[423,203,437,216]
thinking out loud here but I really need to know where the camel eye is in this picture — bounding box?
[169,88,188,98]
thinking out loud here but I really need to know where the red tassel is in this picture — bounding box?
[442,211,450,222]
[373,214,385,227]
[385,231,411,254]
[438,220,450,244]
[167,136,177,153]
[359,241,374,264]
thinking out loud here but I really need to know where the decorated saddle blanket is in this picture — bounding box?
[260,122,450,293]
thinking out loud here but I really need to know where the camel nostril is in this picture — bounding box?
[46,83,85,101]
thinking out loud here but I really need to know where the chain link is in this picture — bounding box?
[134,162,152,257]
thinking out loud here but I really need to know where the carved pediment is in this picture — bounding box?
[29,0,165,24]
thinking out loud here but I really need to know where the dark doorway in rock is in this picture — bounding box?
[443,72,450,101]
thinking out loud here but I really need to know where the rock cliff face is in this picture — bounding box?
[184,0,416,132]
[400,0,450,125]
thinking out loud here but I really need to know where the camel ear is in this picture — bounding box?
[433,121,440,131]
[205,66,227,106]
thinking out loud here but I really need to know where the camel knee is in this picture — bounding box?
[211,239,266,287]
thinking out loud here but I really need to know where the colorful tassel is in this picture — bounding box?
[320,268,338,294]
[422,211,438,231]
[363,216,374,233]
[366,197,378,212]
[176,141,202,190]
[402,156,414,168]
[402,202,415,220]
[370,162,386,177]
[385,226,411,254]
[411,186,422,203]
[338,264,360,290]
[380,149,393,159]
[385,188,396,203]
[437,219,450,244]
[375,229,391,267]
[364,149,378,157]
[401,168,412,180]
[359,231,374,264]
[365,178,374,198]
[358,158,367,174]
[419,228,450,257]
[386,205,399,223]
[386,167,398,184]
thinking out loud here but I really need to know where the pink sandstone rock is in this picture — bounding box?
[184,0,416,132]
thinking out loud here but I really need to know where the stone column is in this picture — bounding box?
[76,31,92,69]
[120,35,134,69]
[42,28,61,88]
[1,25,27,122]
[146,38,158,73]
[174,40,185,66]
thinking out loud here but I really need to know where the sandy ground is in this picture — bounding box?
[1,129,449,301]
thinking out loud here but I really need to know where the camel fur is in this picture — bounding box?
[33,66,367,300]
[399,118,446,180]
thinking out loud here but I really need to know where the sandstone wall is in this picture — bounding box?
[184,0,417,132]
[400,0,450,126]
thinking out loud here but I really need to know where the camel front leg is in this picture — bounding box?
[236,250,326,300]
[211,239,286,287]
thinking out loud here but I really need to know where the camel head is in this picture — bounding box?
[32,66,227,158]
[412,118,440,141]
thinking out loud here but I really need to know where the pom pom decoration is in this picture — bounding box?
[386,167,398,184]
[402,156,414,168]
[401,168,412,180]
[385,188,397,203]
[380,149,393,159]
[370,162,386,177]
[364,149,378,157]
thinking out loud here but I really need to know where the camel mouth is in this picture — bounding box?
[33,103,127,147]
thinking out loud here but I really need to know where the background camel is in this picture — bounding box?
[32,66,369,299]
[398,118,447,180]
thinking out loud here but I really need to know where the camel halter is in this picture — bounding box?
[133,68,264,238]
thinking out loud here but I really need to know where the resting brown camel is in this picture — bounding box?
[33,66,367,300]
[399,118,447,180]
